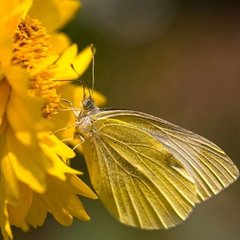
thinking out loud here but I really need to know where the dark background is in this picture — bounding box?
[15,0,240,239]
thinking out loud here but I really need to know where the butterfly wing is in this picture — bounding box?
[92,110,239,201]
[82,112,200,229]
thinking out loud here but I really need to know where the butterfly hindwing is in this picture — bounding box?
[82,114,200,229]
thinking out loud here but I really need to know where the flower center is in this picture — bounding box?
[12,16,60,119]
[30,67,60,119]
[12,16,51,70]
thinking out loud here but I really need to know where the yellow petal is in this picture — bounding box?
[0,0,32,39]
[7,91,50,145]
[39,142,80,181]
[54,45,94,81]
[54,44,79,81]
[39,135,82,181]
[7,97,39,145]
[68,175,97,199]
[29,0,80,32]
[0,137,20,205]
[7,183,32,227]
[0,80,10,128]
[40,133,75,158]
[6,127,47,193]
[25,194,47,228]
[0,200,13,240]
[41,176,90,226]
[4,66,29,95]
[1,154,20,205]
[72,45,93,77]
[0,115,7,135]
[49,33,71,54]
[30,54,59,76]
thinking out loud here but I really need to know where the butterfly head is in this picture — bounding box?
[82,96,97,111]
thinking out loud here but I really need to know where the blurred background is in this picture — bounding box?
[15,0,240,239]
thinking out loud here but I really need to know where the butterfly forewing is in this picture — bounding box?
[92,110,239,201]
[82,115,200,229]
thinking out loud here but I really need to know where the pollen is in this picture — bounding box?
[12,16,61,119]
[31,68,61,119]
[12,16,51,70]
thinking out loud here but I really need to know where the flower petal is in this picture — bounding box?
[54,44,79,81]
[7,183,32,227]
[0,200,13,240]
[41,176,90,225]
[50,33,71,54]
[68,175,97,199]
[72,45,93,77]
[40,133,75,159]
[29,0,80,32]
[39,142,80,181]
[54,45,94,81]
[7,91,50,145]
[30,54,60,76]
[25,194,47,228]
[0,1,107,237]
[0,80,10,128]
[6,127,47,193]
[0,146,20,205]
[0,0,32,41]
[4,66,29,96]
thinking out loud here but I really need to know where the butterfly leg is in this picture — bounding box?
[60,98,81,118]
[51,122,77,135]
[72,137,85,151]
[61,138,75,142]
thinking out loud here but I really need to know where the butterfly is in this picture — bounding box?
[69,94,239,229]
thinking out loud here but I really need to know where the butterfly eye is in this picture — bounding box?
[82,97,95,110]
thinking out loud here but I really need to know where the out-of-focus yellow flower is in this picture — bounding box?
[0,1,105,239]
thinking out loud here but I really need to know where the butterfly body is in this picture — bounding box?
[74,97,99,140]
[73,96,239,229]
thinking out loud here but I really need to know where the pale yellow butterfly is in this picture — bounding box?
[67,93,239,229]
[63,49,239,229]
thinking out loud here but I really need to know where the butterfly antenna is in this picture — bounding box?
[90,44,96,98]
[70,64,91,100]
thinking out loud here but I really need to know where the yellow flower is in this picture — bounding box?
[0,1,105,239]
